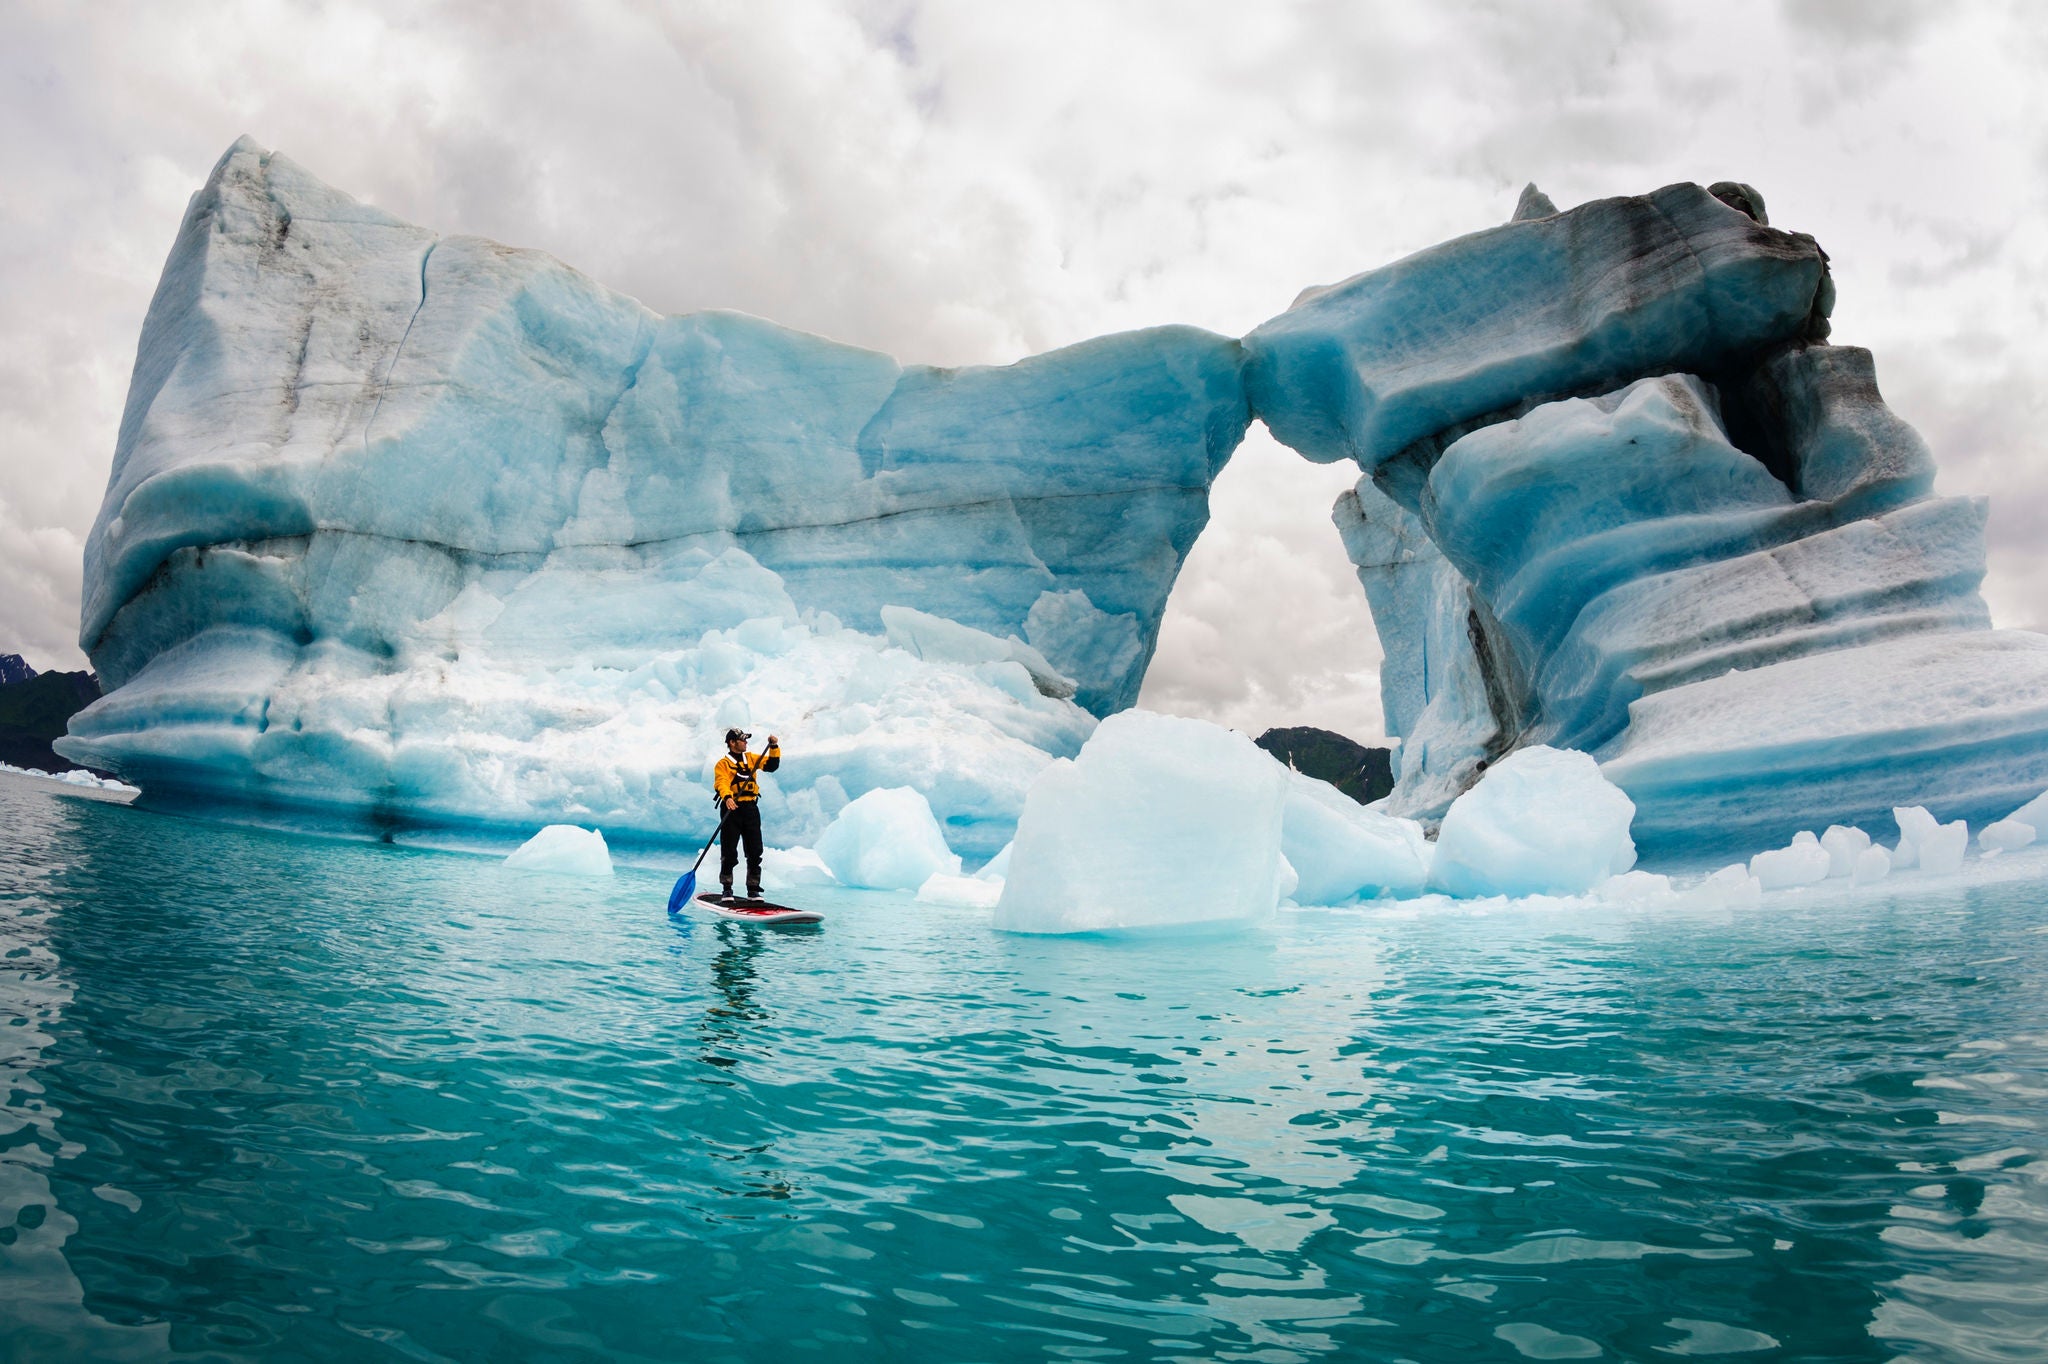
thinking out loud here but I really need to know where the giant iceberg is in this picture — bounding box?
[1265,183,2048,854]
[61,148,2048,864]
[57,139,1248,853]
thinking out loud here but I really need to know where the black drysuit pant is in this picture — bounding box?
[720,801,764,894]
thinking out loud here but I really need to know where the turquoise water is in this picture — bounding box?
[3,775,2046,1362]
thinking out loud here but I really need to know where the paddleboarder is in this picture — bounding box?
[715,727,780,900]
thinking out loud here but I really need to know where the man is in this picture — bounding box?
[714,727,780,900]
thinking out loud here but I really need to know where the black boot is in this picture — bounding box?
[720,882,733,900]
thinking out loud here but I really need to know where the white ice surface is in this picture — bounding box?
[1427,746,1637,898]
[761,847,838,891]
[915,873,1005,909]
[504,824,613,877]
[1853,845,1893,885]
[0,761,139,793]
[64,585,1093,860]
[1980,819,2036,854]
[1997,789,2048,837]
[1280,768,1431,903]
[814,787,962,892]
[1893,806,1968,876]
[1820,825,1871,877]
[994,710,1289,935]
[1750,831,1831,890]
[975,842,1013,881]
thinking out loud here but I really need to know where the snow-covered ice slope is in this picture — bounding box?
[59,139,1247,846]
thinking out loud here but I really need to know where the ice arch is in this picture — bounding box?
[1247,181,2048,851]
[1136,423,1387,743]
[60,143,2048,857]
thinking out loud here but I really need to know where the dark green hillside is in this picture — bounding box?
[1255,726,1395,805]
[0,668,104,775]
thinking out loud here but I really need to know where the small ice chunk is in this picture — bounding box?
[917,873,1005,908]
[1688,863,1763,911]
[1979,819,2036,854]
[814,786,962,891]
[1749,831,1830,890]
[994,710,1289,935]
[1598,870,1678,905]
[1819,825,1871,878]
[762,846,838,890]
[975,842,1013,881]
[1919,820,1969,876]
[504,825,613,876]
[1893,805,1966,875]
[1892,805,1934,869]
[1999,788,2048,837]
[1427,746,1636,898]
[1280,769,1431,903]
[1852,844,1892,885]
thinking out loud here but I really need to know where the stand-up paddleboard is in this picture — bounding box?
[690,893,822,926]
[663,816,820,925]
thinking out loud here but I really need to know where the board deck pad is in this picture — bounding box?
[694,893,822,925]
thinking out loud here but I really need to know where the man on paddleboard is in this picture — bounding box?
[715,727,780,900]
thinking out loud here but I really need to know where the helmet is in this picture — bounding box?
[724,727,751,743]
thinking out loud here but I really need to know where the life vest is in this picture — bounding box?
[715,742,779,804]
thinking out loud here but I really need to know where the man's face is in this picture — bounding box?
[727,736,746,756]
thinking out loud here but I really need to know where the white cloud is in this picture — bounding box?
[0,0,2041,741]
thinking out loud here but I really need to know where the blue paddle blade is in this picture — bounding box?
[667,869,697,915]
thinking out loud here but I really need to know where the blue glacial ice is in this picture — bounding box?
[59,139,1247,856]
[994,710,1437,934]
[814,786,962,891]
[503,824,614,877]
[58,145,2048,875]
[1272,186,2048,855]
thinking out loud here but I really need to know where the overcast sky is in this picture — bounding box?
[2,0,2043,742]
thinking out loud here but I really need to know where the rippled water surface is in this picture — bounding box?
[3,775,2046,1362]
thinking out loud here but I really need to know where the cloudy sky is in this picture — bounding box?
[2,0,2043,742]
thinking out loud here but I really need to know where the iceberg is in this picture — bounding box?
[994,711,1289,935]
[1427,746,1637,899]
[1276,187,2048,856]
[1748,832,1830,891]
[504,824,614,877]
[814,786,961,891]
[1279,767,1432,904]
[1819,825,1872,877]
[58,139,1247,851]
[760,846,838,891]
[60,145,2048,866]
[1331,479,1500,821]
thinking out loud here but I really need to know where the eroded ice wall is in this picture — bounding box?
[1268,184,2048,852]
[60,139,1249,847]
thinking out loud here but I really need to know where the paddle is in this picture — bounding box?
[666,805,730,915]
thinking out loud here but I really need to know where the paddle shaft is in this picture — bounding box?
[689,804,732,872]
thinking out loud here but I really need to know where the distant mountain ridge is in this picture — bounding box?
[0,658,105,776]
[1255,726,1395,806]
